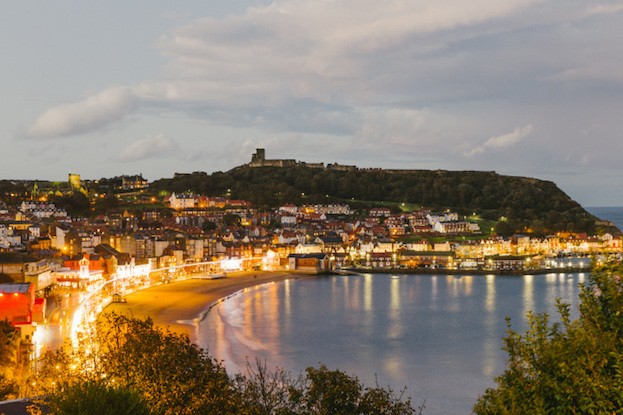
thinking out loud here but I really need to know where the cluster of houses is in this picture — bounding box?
[1,192,619,280]
[0,189,620,342]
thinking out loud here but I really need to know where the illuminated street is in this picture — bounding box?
[32,257,269,355]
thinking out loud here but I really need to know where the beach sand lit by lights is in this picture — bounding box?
[102,271,312,343]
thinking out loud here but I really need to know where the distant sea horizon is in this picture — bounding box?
[586,206,623,231]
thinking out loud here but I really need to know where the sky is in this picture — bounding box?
[1,1,623,206]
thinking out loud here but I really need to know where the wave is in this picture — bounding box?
[201,284,281,375]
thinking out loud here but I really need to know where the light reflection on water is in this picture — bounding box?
[198,273,583,415]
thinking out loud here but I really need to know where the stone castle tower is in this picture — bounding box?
[248,148,296,167]
[250,148,266,165]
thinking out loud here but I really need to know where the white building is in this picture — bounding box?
[169,193,198,210]
[280,215,297,226]
[278,204,299,214]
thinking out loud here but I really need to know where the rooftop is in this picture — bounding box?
[0,283,31,294]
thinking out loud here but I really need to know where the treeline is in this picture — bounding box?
[19,314,422,415]
[151,166,598,235]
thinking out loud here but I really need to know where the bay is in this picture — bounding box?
[199,272,586,414]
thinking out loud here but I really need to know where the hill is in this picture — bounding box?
[150,164,606,236]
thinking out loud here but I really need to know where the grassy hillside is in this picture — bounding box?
[150,165,607,235]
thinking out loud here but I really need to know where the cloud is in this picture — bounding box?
[33,0,540,139]
[464,124,533,157]
[27,87,136,138]
[118,134,180,161]
[22,0,623,148]
[156,0,543,104]
[585,3,623,16]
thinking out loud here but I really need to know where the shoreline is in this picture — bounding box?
[346,266,590,276]
[101,267,589,344]
[102,270,314,343]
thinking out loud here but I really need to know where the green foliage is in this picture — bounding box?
[304,365,362,415]
[31,314,419,415]
[303,365,421,415]
[93,194,120,214]
[474,263,623,414]
[201,220,217,232]
[0,181,30,206]
[494,220,516,237]
[97,314,240,415]
[0,320,18,400]
[49,192,91,217]
[222,213,242,227]
[47,380,151,415]
[234,359,306,415]
[149,166,598,234]
[236,361,421,415]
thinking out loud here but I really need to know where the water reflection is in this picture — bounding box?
[462,275,474,296]
[283,279,292,337]
[485,274,495,313]
[364,274,373,311]
[387,277,403,340]
[201,273,584,415]
[523,274,534,315]
[390,276,401,310]
[350,277,361,310]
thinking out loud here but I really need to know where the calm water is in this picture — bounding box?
[199,273,586,414]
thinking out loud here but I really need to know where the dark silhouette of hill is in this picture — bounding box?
[150,164,605,236]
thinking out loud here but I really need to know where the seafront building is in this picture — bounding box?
[0,173,619,361]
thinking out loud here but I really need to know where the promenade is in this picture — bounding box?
[102,270,305,343]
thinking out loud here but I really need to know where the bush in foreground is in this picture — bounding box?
[46,380,151,415]
[30,314,421,415]
[474,263,623,414]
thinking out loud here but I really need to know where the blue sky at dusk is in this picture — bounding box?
[1,1,623,205]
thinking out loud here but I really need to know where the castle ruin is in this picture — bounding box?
[248,149,357,171]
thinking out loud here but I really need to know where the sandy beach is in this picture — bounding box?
[102,270,313,343]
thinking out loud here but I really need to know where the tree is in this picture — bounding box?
[223,213,241,227]
[303,365,420,415]
[95,314,242,415]
[493,220,515,237]
[0,320,18,400]
[94,194,120,213]
[46,380,152,415]
[31,314,420,415]
[49,192,91,216]
[305,365,368,415]
[474,263,623,414]
[235,359,306,415]
[32,314,242,415]
[201,220,217,232]
[236,361,421,415]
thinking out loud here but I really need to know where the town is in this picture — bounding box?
[0,169,620,367]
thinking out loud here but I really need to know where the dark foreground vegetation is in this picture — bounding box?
[20,314,422,415]
[3,263,623,413]
[474,262,623,413]
[151,165,598,235]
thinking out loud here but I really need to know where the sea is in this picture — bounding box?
[199,207,623,415]
[586,206,623,231]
